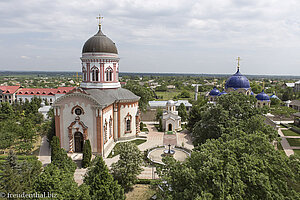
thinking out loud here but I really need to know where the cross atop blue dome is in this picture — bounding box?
[225,68,250,90]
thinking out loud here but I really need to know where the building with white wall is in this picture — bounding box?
[53,21,140,157]
[162,100,181,131]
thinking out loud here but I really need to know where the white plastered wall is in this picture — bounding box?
[119,102,138,139]
[58,95,97,152]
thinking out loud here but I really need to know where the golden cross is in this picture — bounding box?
[237,57,241,70]
[96,14,104,26]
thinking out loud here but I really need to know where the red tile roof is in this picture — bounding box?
[0,86,20,94]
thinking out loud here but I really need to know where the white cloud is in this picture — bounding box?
[0,0,300,74]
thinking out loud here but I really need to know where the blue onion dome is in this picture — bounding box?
[209,87,221,96]
[218,90,227,96]
[225,68,250,90]
[270,93,280,99]
[256,90,270,101]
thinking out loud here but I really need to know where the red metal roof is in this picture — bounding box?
[16,87,75,96]
[0,86,20,94]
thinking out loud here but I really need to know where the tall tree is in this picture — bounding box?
[50,136,60,162]
[82,140,92,168]
[34,163,90,200]
[124,83,153,112]
[111,142,144,191]
[157,130,300,200]
[177,103,188,122]
[84,156,125,200]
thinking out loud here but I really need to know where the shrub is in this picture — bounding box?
[50,136,60,162]
[82,140,92,168]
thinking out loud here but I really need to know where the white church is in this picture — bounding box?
[53,21,140,157]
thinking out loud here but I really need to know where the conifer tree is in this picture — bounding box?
[50,136,60,162]
[84,156,125,200]
[82,140,92,168]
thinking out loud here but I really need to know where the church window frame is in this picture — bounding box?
[105,67,113,82]
[91,66,99,82]
[71,105,85,115]
[109,116,113,138]
[125,113,132,133]
[104,119,108,143]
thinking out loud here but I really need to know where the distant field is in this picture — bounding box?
[155,91,194,100]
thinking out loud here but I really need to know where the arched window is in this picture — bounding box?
[125,113,132,133]
[104,120,108,143]
[126,119,131,132]
[109,117,112,138]
[105,67,113,82]
[91,67,99,82]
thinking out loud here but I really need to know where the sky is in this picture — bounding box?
[0,0,300,75]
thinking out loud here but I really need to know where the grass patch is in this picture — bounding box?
[166,131,173,135]
[125,184,156,200]
[108,139,147,158]
[141,127,149,132]
[282,129,300,136]
[293,149,300,156]
[155,90,193,100]
[286,138,300,147]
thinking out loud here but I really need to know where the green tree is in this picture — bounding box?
[178,90,190,98]
[52,148,77,174]
[34,163,90,200]
[124,83,153,112]
[0,151,42,194]
[191,93,264,145]
[0,151,22,194]
[0,119,19,151]
[16,118,36,154]
[0,102,14,120]
[84,156,125,200]
[177,103,188,122]
[156,108,163,121]
[270,97,281,106]
[187,97,207,131]
[82,140,92,168]
[50,136,60,162]
[157,130,300,200]
[111,142,144,191]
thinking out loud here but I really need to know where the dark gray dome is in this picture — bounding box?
[82,26,118,54]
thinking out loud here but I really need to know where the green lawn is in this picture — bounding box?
[293,149,300,156]
[282,129,300,136]
[155,91,193,100]
[107,139,147,158]
[286,138,300,147]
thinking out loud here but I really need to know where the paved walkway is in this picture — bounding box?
[37,123,194,184]
[278,128,300,156]
[37,136,51,167]
[138,124,164,151]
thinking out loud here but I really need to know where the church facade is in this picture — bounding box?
[53,22,140,157]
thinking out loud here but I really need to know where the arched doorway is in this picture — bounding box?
[74,132,84,153]
[168,124,172,131]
